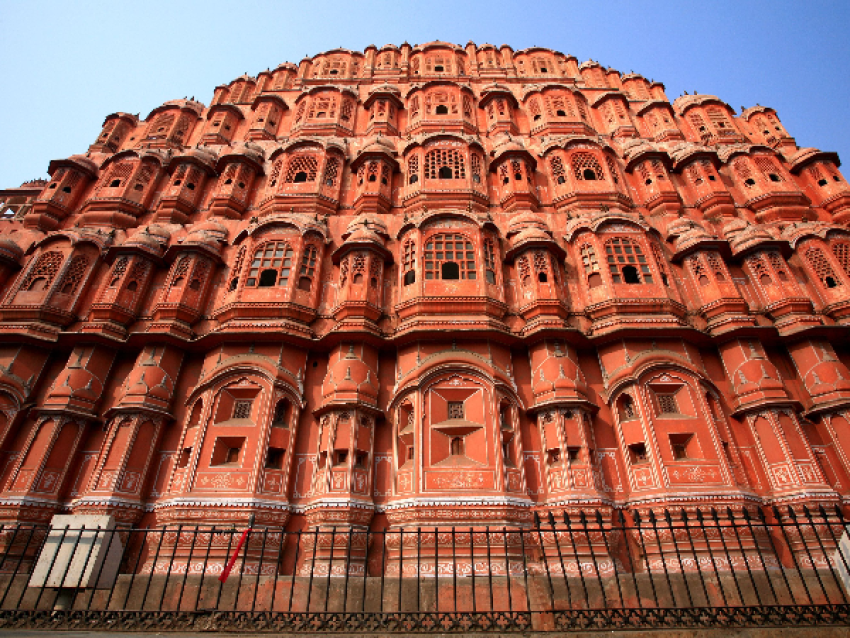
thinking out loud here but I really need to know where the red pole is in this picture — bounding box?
[219,518,253,584]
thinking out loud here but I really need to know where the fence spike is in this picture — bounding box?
[632,510,641,525]
[787,505,797,520]
[617,509,626,525]
[771,505,782,521]
[680,508,689,523]
[835,504,845,521]
[547,511,556,527]
[563,510,571,527]
[534,512,542,528]
[579,510,588,525]
[663,509,672,524]
[742,508,751,521]
[725,506,735,521]
[595,510,604,525]
[648,510,657,524]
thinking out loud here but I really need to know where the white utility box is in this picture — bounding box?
[29,514,123,589]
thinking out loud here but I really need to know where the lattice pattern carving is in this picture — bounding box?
[425,149,465,179]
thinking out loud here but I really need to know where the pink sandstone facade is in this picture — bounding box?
[1,41,850,572]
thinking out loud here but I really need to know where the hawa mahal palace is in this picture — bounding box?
[0,41,850,555]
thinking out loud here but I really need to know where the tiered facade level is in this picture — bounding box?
[1,41,850,573]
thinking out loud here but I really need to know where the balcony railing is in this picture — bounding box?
[0,505,848,632]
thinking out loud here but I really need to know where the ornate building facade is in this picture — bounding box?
[1,41,850,567]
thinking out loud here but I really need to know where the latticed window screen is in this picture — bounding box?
[308,97,336,119]
[754,156,782,180]
[110,257,129,284]
[125,261,150,293]
[580,244,599,275]
[299,246,318,289]
[21,251,64,291]
[533,251,548,275]
[517,255,531,285]
[424,234,476,280]
[103,162,134,188]
[285,156,318,183]
[606,156,620,184]
[448,402,464,419]
[246,242,293,287]
[690,255,709,285]
[484,239,496,270]
[324,158,340,186]
[767,252,790,281]
[339,256,349,285]
[340,100,354,122]
[528,98,542,118]
[484,239,497,283]
[59,256,89,294]
[706,252,728,281]
[148,113,174,137]
[657,393,678,414]
[408,154,420,183]
[749,254,772,285]
[576,100,589,122]
[233,400,253,420]
[832,242,850,277]
[546,95,575,118]
[425,149,466,179]
[470,154,482,183]
[805,247,842,288]
[550,156,566,184]
[605,237,653,284]
[571,153,603,180]
[402,239,416,272]
[170,257,190,288]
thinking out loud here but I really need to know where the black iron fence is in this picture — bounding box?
[0,505,849,632]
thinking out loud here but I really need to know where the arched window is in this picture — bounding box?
[571,153,603,181]
[605,237,653,284]
[424,234,476,280]
[425,149,465,180]
[284,156,318,183]
[298,246,318,291]
[246,242,293,287]
[805,246,842,289]
[402,238,416,285]
[618,395,636,420]
[450,436,464,456]
[272,399,290,428]
[580,244,602,288]
[435,104,448,115]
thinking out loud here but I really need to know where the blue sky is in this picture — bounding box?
[1,0,848,188]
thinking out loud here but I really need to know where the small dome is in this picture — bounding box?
[322,354,378,404]
[0,237,23,262]
[530,343,589,406]
[506,211,550,238]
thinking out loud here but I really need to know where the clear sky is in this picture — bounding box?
[1,0,848,188]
